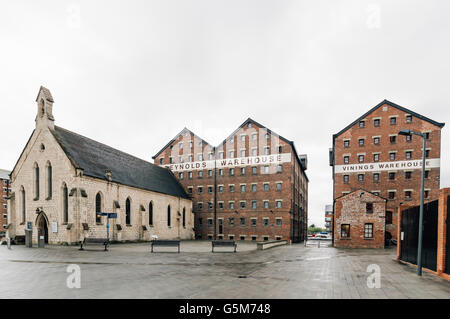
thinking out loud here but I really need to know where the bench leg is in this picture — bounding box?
[79,243,84,251]
[151,245,154,253]
[234,245,237,253]
[104,244,108,251]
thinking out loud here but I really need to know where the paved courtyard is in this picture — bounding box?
[0,240,449,299]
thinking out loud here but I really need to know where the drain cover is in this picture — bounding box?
[238,275,247,278]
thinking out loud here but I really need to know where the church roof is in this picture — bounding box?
[51,126,189,199]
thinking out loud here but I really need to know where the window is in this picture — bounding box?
[46,162,52,199]
[343,175,349,183]
[198,218,202,225]
[198,202,203,210]
[251,219,257,227]
[265,133,270,139]
[358,174,364,182]
[208,202,213,210]
[389,172,396,180]
[21,187,26,223]
[219,169,223,176]
[424,132,430,140]
[374,119,380,127]
[406,151,412,159]
[189,141,193,148]
[229,218,234,225]
[240,167,245,175]
[276,182,282,190]
[263,166,269,174]
[34,163,39,200]
[405,171,412,180]
[252,201,257,209]
[406,134,412,142]
[252,184,257,192]
[344,156,349,164]
[341,224,350,238]
[198,154,203,161]
[263,201,269,209]
[406,115,412,123]
[229,150,234,158]
[358,139,364,146]
[229,202,235,209]
[390,117,397,125]
[425,190,430,198]
[366,203,373,213]
[63,183,68,223]
[219,202,224,209]
[277,165,282,173]
[405,191,412,199]
[373,191,379,196]
[240,218,245,225]
[385,211,393,225]
[167,205,171,227]
[364,224,373,238]
[169,157,173,164]
[359,121,365,128]
[229,168,235,176]
[198,186,203,194]
[374,137,380,145]
[251,133,257,140]
[252,166,257,174]
[241,135,245,142]
[373,154,379,162]
[218,185,223,193]
[276,219,282,226]
[425,149,430,158]
[264,147,270,155]
[344,140,350,148]
[229,185,234,192]
[208,186,213,193]
[240,236,245,241]
[373,173,379,182]
[182,208,186,227]
[240,201,246,209]
[198,170,203,178]
[188,155,193,162]
[95,193,102,224]
[425,170,430,178]
[276,201,282,208]
[188,187,193,194]
[278,146,282,153]
[149,202,153,226]
[264,183,269,191]
[390,136,396,144]
[389,152,396,161]
[240,150,245,157]
[263,218,269,227]
[126,198,131,225]
[160,158,164,165]
[388,191,396,199]
[358,155,364,163]
[179,172,183,180]
[207,218,213,226]
[240,185,245,192]
[188,171,193,179]
[252,149,257,156]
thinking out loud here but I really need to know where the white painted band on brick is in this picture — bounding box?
[335,158,440,173]
[162,153,292,172]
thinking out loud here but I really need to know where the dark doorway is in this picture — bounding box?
[37,213,49,244]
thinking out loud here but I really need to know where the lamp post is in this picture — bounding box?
[398,129,426,276]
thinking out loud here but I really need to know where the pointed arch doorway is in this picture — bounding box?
[36,212,49,244]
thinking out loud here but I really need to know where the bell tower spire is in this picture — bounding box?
[35,86,55,130]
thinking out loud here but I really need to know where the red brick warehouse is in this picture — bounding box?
[0,169,10,238]
[329,100,444,242]
[153,118,308,243]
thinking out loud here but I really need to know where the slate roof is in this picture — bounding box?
[51,126,189,199]
[333,99,445,138]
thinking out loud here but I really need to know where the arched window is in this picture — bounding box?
[167,205,171,227]
[21,187,26,223]
[95,193,102,224]
[46,162,52,199]
[126,198,131,225]
[34,163,40,200]
[149,202,153,226]
[63,183,68,223]
[182,208,186,227]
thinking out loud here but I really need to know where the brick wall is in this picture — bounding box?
[0,178,9,237]
[334,190,386,248]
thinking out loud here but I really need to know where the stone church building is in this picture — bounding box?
[7,86,194,245]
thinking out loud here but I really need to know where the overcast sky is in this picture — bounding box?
[1,0,449,227]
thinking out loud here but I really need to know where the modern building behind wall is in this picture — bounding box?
[0,169,11,238]
[330,100,444,243]
[153,118,309,243]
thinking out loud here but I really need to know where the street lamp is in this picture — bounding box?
[398,129,427,276]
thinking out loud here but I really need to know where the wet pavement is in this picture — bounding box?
[0,240,449,298]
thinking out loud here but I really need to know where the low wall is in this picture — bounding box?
[257,240,287,250]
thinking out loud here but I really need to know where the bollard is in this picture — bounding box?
[318,240,320,248]
[7,238,11,250]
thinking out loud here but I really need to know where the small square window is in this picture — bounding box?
[359,121,365,128]
[374,137,380,145]
[390,117,397,125]
[364,223,373,238]
[358,139,364,146]
[374,119,380,127]
[344,140,350,148]
[406,115,412,123]
[343,175,349,183]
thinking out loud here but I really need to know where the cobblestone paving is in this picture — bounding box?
[0,241,449,299]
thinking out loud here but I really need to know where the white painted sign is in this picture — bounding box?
[52,222,58,233]
[334,158,440,174]
[163,153,292,172]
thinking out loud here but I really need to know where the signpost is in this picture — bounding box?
[97,212,118,241]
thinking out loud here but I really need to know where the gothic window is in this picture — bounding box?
[63,183,68,223]
[34,163,40,200]
[95,192,102,224]
[46,162,52,199]
[149,202,153,226]
[126,198,131,225]
[167,205,171,227]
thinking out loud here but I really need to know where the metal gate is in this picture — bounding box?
[400,200,438,271]
[445,196,450,275]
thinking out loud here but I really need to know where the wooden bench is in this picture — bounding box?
[79,238,109,251]
[151,240,180,253]
[211,240,237,252]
